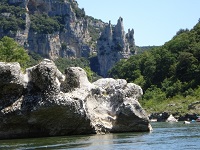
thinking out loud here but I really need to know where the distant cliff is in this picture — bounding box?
[0,0,105,59]
[97,17,136,77]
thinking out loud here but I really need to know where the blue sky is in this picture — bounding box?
[76,0,200,46]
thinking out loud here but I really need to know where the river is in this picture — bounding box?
[0,122,199,150]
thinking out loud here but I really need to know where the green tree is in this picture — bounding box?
[176,52,198,82]
[151,48,176,85]
[143,85,166,101]
[0,36,30,69]
[140,51,156,89]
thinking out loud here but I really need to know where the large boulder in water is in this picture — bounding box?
[0,59,151,139]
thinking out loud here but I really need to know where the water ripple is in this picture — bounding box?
[0,122,200,150]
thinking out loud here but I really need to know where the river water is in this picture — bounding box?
[0,122,200,150]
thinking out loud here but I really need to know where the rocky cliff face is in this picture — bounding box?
[1,1,136,76]
[4,0,105,59]
[97,17,135,77]
[0,60,151,139]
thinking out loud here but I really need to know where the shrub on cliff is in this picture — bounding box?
[0,36,30,69]
[30,14,61,34]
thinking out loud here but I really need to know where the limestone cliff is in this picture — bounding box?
[0,60,151,139]
[2,0,105,59]
[97,17,136,77]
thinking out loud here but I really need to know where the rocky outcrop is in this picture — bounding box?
[97,17,135,77]
[0,59,151,139]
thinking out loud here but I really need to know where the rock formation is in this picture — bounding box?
[97,17,136,77]
[0,59,151,139]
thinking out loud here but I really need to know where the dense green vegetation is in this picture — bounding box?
[136,46,159,54]
[109,22,200,114]
[0,4,26,33]
[0,36,45,70]
[30,14,65,34]
[0,36,30,69]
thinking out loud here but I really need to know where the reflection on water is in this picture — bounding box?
[0,122,200,150]
[87,134,115,149]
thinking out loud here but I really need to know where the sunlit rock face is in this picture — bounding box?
[0,59,151,139]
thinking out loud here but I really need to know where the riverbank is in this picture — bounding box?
[149,112,199,122]
[141,94,200,121]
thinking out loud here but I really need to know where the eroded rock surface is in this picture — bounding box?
[0,59,151,139]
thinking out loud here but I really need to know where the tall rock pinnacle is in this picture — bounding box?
[97,17,135,77]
